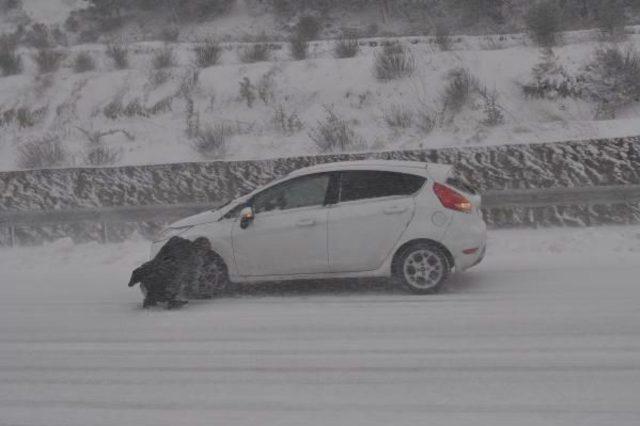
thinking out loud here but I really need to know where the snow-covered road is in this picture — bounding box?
[1,227,640,426]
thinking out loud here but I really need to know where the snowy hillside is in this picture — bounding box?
[2,29,640,171]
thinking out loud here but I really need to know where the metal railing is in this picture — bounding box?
[2,184,640,246]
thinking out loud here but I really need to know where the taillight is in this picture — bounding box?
[433,182,473,214]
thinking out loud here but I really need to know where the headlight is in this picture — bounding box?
[158,225,193,241]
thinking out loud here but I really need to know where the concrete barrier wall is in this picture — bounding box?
[1,137,639,245]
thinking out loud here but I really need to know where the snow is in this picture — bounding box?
[1,226,640,425]
[4,29,640,171]
[20,0,89,25]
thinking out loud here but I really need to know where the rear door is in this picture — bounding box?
[327,170,426,272]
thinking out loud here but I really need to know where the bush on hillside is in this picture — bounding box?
[0,35,21,76]
[334,34,359,58]
[442,68,479,113]
[525,1,561,47]
[73,52,96,73]
[383,105,413,129]
[373,42,415,81]
[194,39,222,67]
[309,107,364,152]
[192,124,230,158]
[17,135,67,169]
[33,49,65,74]
[582,47,640,117]
[106,44,128,69]
[152,46,175,69]
[289,32,309,60]
[240,43,270,63]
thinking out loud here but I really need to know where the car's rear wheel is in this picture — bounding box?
[393,243,450,294]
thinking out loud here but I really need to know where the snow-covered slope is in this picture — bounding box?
[2,28,640,171]
[2,226,640,426]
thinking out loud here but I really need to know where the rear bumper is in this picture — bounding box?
[441,212,487,272]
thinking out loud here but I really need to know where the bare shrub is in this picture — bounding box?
[103,98,123,120]
[383,105,413,129]
[309,106,363,152]
[73,52,95,73]
[416,110,437,134]
[257,70,276,105]
[289,32,309,60]
[482,91,505,126]
[374,42,415,81]
[442,68,479,113]
[434,23,452,51]
[192,124,230,158]
[17,135,67,169]
[0,35,21,76]
[106,44,128,69]
[582,47,640,116]
[152,47,175,69]
[84,144,122,165]
[148,96,173,115]
[123,99,149,118]
[33,48,64,74]
[194,39,221,67]
[525,1,560,47]
[239,77,256,107]
[272,104,303,134]
[334,34,359,58]
[240,43,270,63]
[23,23,51,48]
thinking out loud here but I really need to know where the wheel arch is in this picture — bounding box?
[391,239,455,274]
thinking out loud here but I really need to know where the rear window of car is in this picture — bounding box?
[339,171,426,203]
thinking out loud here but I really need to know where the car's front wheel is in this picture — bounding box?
[393,243,450,294]
[189,238,230,298]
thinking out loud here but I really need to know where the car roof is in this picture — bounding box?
[288,160,453,181]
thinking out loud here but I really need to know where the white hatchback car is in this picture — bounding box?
[152,160,486,294]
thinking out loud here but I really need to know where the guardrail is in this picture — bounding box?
[2,184,640,247]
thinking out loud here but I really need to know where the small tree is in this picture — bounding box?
[525,1,561,47]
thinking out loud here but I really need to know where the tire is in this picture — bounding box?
[193,252,229,298]
[392,243,450,294]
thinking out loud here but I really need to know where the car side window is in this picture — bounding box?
[253,173,331,214]
[339,171,425,203]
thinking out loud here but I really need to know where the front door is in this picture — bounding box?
[232,173,333,277]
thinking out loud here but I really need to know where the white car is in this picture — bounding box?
[152,160,486,294]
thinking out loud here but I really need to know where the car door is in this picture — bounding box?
[231,173,334,277]
[327,170,426,272]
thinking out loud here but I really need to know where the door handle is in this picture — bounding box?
[295,218,316,227]
[383,206,407,215]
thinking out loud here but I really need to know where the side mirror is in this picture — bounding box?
[239,206,254,229]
